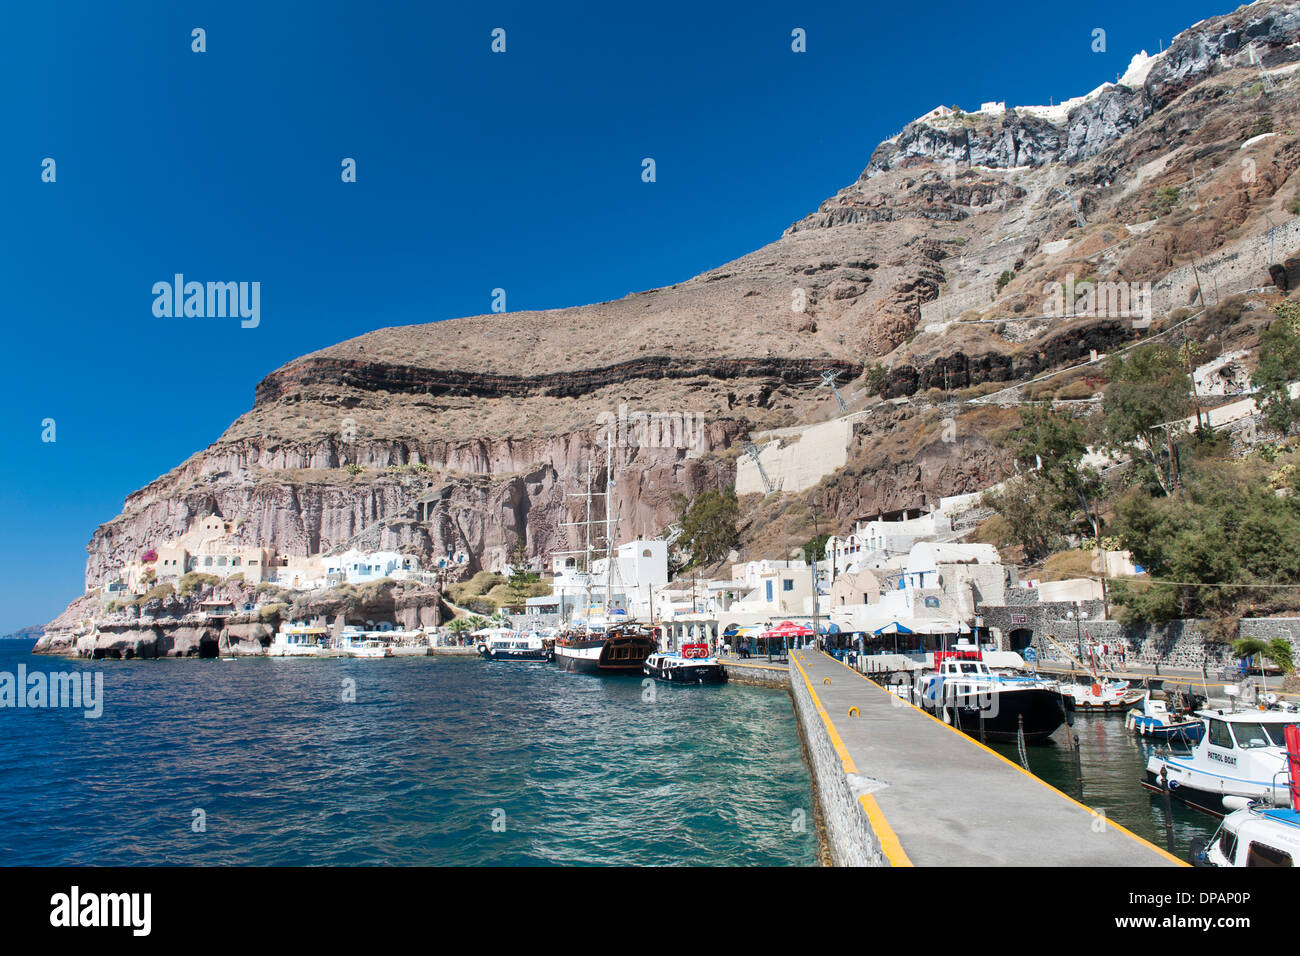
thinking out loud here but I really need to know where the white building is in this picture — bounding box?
[825,510,952,569]
[322,549,421,586]
[729,563,816,617]
[545,539,668,621]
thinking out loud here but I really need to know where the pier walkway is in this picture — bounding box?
[791,649,1183,867]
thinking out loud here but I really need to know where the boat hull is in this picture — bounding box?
[930,688,1072,743]
[480,647,551,662]
[643,660,726,684]
[555,635,656,674]
[1126,712,1205,742]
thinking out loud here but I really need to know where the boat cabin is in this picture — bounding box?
[1211,806,1299,867]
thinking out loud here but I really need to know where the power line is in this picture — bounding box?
[1107,575,1300,590]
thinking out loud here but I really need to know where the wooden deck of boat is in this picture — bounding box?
[791,649,1184,867]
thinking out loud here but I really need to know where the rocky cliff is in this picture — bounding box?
[43,0,1300,653]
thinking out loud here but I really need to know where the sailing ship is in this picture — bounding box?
[556,620,659,674]
[552,436,659,675]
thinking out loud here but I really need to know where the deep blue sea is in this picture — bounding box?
[0,642,816,866]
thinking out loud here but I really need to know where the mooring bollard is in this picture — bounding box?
[1073,733,1084,801]
[847,706,859,718]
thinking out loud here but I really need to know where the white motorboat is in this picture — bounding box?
[1192,801,1300,867]
[476,627,551,662]
[644,643,725,684]
[339,626,390,658]
[1058,676,1143,712]
[1144,708,1300,814]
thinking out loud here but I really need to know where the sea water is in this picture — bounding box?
[0,643,816,866]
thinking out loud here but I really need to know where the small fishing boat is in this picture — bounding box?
[1144,708,1300,815]
[340,627,391,658]
[644,643,726,684]
[1058,676,1144,712]
[1125,688,1205,742]
[912,648,1073,743]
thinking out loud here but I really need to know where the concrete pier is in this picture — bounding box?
[789,649,1184,867]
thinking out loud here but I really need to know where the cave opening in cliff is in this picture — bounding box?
[197,637,220,659]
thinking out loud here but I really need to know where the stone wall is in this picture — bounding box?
[977,602,1300,671]
[787,660,886,867]
[1150,216,1300,315]
[1238,618,1300,661]
[721,662,790,688]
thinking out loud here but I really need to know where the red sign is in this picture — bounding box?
[681,643,709,659]
[934,649,982,665]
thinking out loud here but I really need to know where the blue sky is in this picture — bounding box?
[0,0,1230,633]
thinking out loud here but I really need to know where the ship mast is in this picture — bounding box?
[604,433,614,617]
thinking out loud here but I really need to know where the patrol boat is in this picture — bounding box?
[1190,723,1300,865]
[1144,708,1300,815]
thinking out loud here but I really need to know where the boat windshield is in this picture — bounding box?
[1230,721,1298,749]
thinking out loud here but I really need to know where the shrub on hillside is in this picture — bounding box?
[178,572,220,597]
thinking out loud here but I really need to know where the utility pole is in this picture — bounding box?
[1055,187,1086,229]
[819,369,849,414]
[743,441,778,496]
[1180,302,1206,431]
[812,504,822,655]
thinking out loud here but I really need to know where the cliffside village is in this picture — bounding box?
[91,500,1264,671]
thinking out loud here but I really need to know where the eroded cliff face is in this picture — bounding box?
[84,422,745,591]
[58,0,1300,636]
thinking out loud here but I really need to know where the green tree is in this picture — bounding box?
[671,487,740,570]
[1110,461,1300,624]
[1101,343,1194,495]
[1008,404,1104,542]
[980,473,1066,562]
[801,533,830,567]
[1151,185,1181,216]
[505,536,540,607]
[1231,637,1295,676]
[1251,305,1300,436]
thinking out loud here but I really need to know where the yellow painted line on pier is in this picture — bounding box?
[821,652,1188,867]
[790,652,913,867]
[722,661,788,672]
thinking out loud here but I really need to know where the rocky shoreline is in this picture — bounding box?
[34,578,445,660]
